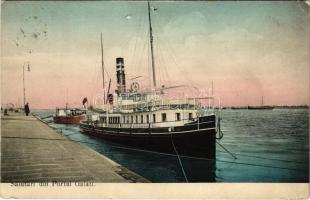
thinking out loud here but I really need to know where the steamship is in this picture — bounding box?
[79,1,222,159]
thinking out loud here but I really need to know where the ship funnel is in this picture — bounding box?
[116,57,126,93]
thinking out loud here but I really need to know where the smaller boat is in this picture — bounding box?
[53,108,87,125]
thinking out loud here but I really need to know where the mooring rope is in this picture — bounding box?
[217,149,306,164]
[36,116,308,173]
[216,141,237,159]
[170,133,189,182]
[65,136,307,172]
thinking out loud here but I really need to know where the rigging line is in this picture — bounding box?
[152,21,172,86]
[216,141,237,159]
[153,22,197,88]
[216,158,308,172]
[101,33,105,90]
[44,123,308,173]
[104,66,112,85]
[158,42,173,87]
[156,40,172,86]
[2,136,67,141]
[36,117,306,173]
[170,133,188,182]
[147,29,151,89]
[99,34,113,86]
[155,42,167,87]
[90,43,103,97]
[217,149,307,164]
[130,9,144,72]
[135,19,147,71]
[62,135,308,172]
[39,116,307,169]
[155,48,165,86]
[163,38,197,87]
[159,46,170,86]
[101,42,112,83]
[137,30,149,82]
[155,46,163,87]
[65,135,186,157]
[37,118,309,172]
[149,22,164,87]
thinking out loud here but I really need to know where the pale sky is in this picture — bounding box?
[1,1,309,109]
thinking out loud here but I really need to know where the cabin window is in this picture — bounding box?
[153,114,156,123]
[131,116,133,123]
[136,115,138,124]
[162,113,167,122]
[123,116,126,123]
[176,113,181,121]
[141,115,143,123]
[189,113,193,120]
[146,115,149,123]
[126,116,129,123]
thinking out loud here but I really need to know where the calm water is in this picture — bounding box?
[34,109,309,183]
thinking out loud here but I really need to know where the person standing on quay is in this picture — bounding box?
[24,102,30,116]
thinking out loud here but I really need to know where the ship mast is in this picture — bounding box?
[147,1,156,88]
[101,32,106,104]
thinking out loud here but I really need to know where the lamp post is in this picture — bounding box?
[23,62,31,107]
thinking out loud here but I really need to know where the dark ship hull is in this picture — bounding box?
[80,115,216,159]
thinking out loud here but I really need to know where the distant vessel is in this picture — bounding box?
[248,96,274,110]
[53,107,86,125]
[80,1,222,159]
[231,106,247,110]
